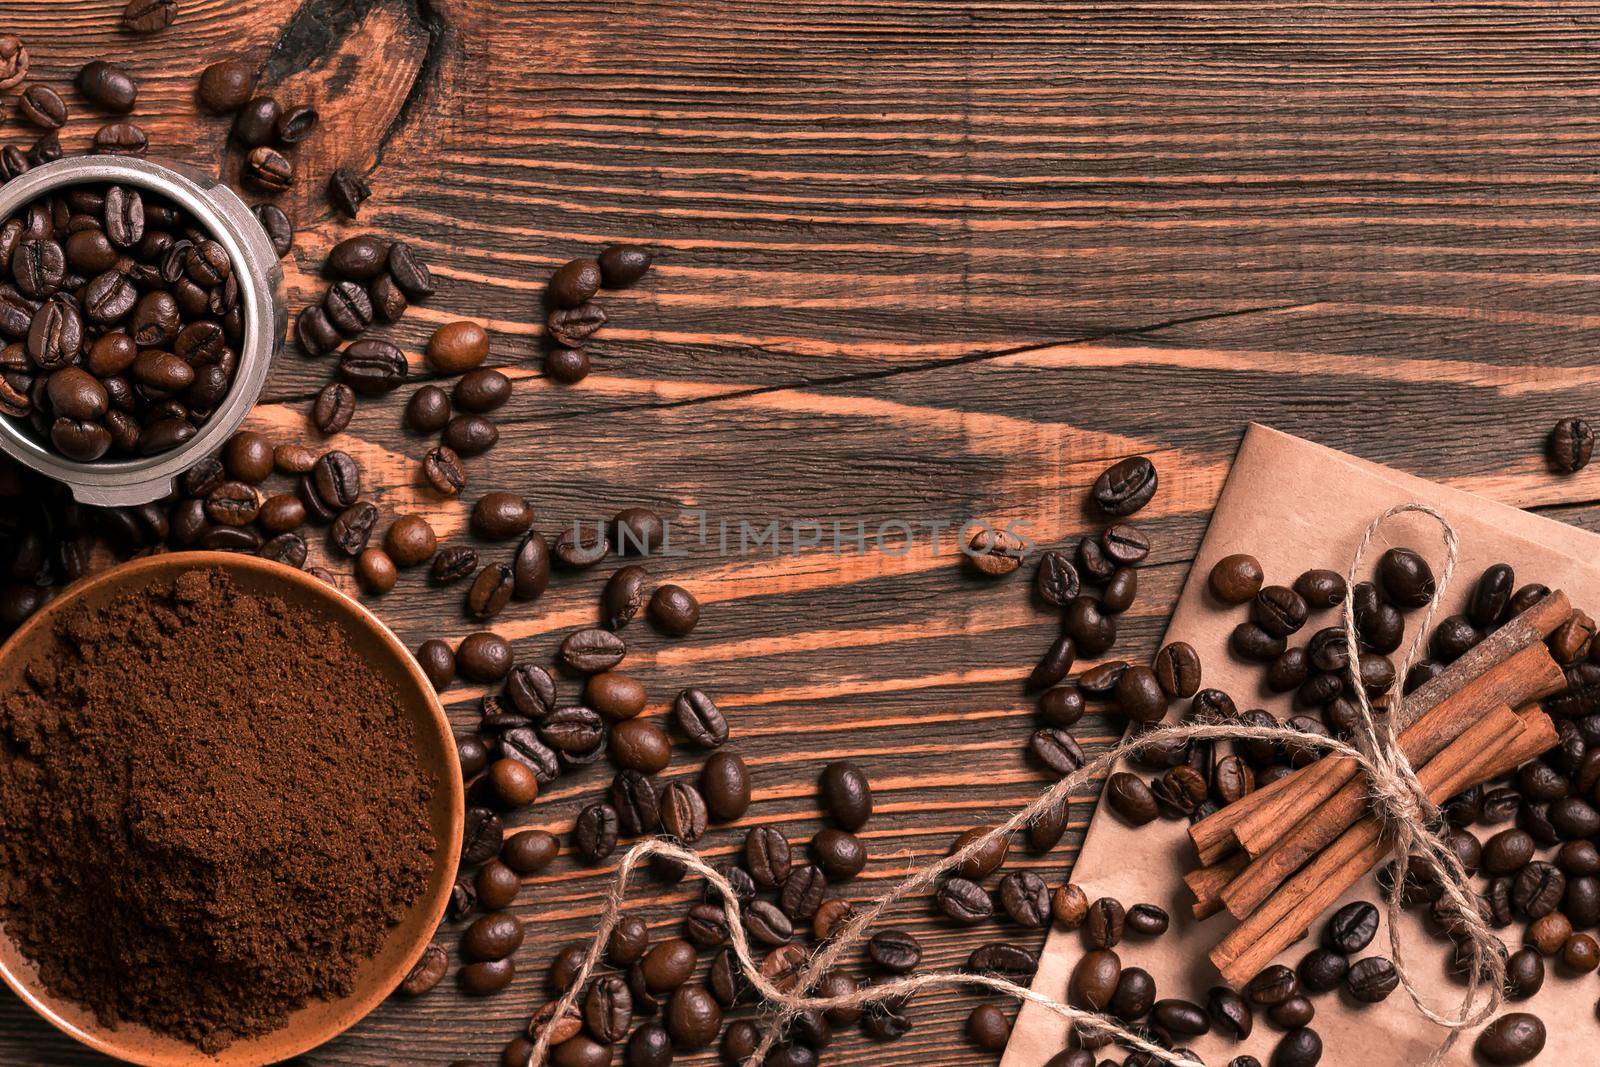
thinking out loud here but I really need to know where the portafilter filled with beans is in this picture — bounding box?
[0,155,285,506]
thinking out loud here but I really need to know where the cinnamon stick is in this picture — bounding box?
[1220,639,1563,920]
[1211,705,1557,986]
[1186,852,1249,920]
[1188,589,1570,867]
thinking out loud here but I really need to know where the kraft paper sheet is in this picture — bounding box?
[1005,424,1600,1066]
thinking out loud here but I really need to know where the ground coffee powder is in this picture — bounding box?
[0,568,435,1051]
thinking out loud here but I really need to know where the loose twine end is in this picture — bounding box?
[524,504,1503,1067]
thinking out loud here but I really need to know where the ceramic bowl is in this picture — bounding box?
[0,552,462,1066]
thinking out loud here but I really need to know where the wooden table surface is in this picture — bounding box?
[5,2,1600,1064]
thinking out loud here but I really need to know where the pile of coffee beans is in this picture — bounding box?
[0,182,244,460]
[542,246,653,384]
[193,56,324,202]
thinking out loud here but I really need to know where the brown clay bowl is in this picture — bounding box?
[0,552,464,1066]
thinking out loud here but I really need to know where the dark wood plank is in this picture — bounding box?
[4,1,1600,1064]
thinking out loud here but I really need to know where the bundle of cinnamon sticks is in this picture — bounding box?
[1184,591,1574,987]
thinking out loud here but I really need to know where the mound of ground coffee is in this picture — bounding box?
[0,568,435,1052]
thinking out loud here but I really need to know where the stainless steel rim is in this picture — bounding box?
[0,156,285,507]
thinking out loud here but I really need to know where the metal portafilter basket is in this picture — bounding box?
[0,156,286,507]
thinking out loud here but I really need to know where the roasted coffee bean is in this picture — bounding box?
[500,829,558,876]
[121,0,176,33]
[1483,829,1536,876]
[548,302,607,347]
[0,36,27,94]
[1377,546,1436,609]
[1079,661,1128,697]
[544,345,590,383]
[1252,585,1309,637]
[1027,634,1077,692]
[457,630,513,682]
[469,491,533,542]
[573,802,620,863]
[78,60,138,112]
[966,1004,1011,1052]
[553,523,610,568]
[780,863,832,921]
[999,871,1051,927]
[253,204,292,258]
[1106,772,1158,825]
[597,243,652,287]
[1154,641,1202,699]
[1035,550,1080,607]
[275,104,319,144]
[426,320,490,373]
[1038,684,1085,727]
[370,273,407,321]
[966,942,1037,979]
[1152,998,1210,1037]
[1548,416,1595,473]
[949,824,1009,879]
[1029,728,1086,777]
[197,59,253,112]
[443,413,498,456]
[324,280,374,335]
[312,383,356,435]
[386,241,434,299]
[1084,896,1126,948]
[337,338,407,394]
[550,258,603,308]
[296,305,342,357]
[405,385,451,433]
[1527,911,1572,956]
[463,911,525,962]
[205,481,259,526]
[1205,984,1253,1040]
[1091,455,1158,515]
[243,146,294,193]
[1344,956,1398,1002]
[609,770,660,836]
[1502,946,1544,1000]
[330,501,379,556]
[559,627,626,673]
[327,167,372,218]
[454,367,511,413]
[602,564,649,630]
[701,750,751,822]
[1290,568,1346,609]
[1562,932,1599,971]
[422,446,467,496]
[232,95,280,146]
[937,876,994,924]
[610,718,671,774]
[430,545,478,585]
[1074,535,1114,582]
[1125,902,1169,938]
[1102,567,1137,612]
[1067,948,1121,1010]
[1232,621,1287,662]
[809,827,866,880]
[636,940,694,998]
[581,974,633,1044]
[1063,595,1117,655]
[648,584,700,635]
[18,84,66,129]
[868,929,922,973]
[1117,665,1168,723]
[967,525,1027,576]
[1108,965,1155,1021]
[509,530,551,600]
[539,706,606,757]
[399,943,448,997]
[1512,861,1565,919]
[1323,900,1379,953]
[461,805,505,865]
[1245,964,1297,1007]
[671,687,726,747]
[1209,553,1264,603]
[744,898,794,946]
[355,548,397,593]
[1475,1012,1545,1065]
[1030,799,1068,851]
[745,825,792,887]
[659,781,707,843]
[1292,947,1348,995]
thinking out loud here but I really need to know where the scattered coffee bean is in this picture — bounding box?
[1091,456,1158,516]
[1475,1012,1545,1065]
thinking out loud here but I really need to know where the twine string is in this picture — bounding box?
[522,505,1505,1067]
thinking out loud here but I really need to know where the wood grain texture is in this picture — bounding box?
[4,1,1600,1064]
